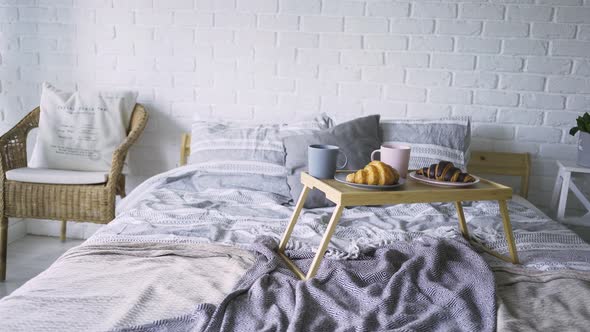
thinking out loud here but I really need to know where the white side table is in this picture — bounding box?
[550,160,590,222]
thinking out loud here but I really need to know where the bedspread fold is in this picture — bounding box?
[121,236,496,332]
[0,242,255,332]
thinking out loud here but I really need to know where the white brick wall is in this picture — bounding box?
[1,0,589,227]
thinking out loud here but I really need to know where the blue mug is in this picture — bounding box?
[308,144,348,179]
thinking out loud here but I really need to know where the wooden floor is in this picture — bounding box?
[0,236,82,299]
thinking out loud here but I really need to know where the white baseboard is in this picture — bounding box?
[25,219,104,240]
[7,218,27,244]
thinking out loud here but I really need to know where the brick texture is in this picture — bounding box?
[1,0,589,217]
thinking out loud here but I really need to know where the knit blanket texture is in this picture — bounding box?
[119,236,495,332]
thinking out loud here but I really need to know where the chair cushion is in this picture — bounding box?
[5,168,108,185]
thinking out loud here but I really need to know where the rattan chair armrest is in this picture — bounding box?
[107,105,148,188]
[0,108,40,177]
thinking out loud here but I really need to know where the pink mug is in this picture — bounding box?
[371,144,411,178]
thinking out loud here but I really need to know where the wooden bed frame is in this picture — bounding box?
[180,133,191,167]
[468,151,531,198]
[179,133,531,198]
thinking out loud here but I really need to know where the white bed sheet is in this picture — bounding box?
[90,165,590,271]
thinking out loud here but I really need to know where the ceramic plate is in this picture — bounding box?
[409,171,480,187]
[334,172,405,190]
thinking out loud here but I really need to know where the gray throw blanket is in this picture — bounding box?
[119,236,495,332]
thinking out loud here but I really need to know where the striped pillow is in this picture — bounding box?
[189,115,333,199]
[380,117,471,171]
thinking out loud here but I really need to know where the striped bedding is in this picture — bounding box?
[380,117,471,171]
[188,115,472,201]
[189,115,332,200]
[110,165,590,271]
[1,165,589,331]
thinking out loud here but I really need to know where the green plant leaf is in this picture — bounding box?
[570,127,579,136]
[582,114,590,133]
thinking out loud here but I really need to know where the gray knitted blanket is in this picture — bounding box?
[119,236,495,332]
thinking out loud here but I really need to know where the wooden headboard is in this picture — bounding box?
[180,133,191,167]
[179,133,531,198]
[467,151,531,198]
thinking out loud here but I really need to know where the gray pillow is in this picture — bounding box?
[380,117,471,171]
[284,115,381,208]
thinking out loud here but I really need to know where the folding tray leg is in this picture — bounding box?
[499,200,520,264]
[458,200,520,265]
[455,201,470,240]
[278,187,345,280]
[278,186,310,252]
[277,186,310,280]
[305,204,344,280]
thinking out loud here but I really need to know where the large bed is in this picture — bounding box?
[1,118,589,331]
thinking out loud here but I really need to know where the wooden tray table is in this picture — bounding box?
[278,171,519,280]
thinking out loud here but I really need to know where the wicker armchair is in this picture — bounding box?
[0,104,148,281]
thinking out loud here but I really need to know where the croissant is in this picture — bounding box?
[416,161,475,183]
[346,161,400,185]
